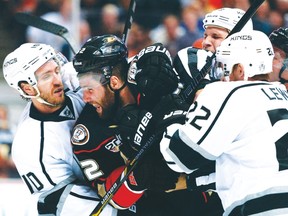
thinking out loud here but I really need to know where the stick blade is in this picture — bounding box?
[15,12,68,36]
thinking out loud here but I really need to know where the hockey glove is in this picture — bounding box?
[151,94,189,132]
[115,104,155,159]
[127,156,180,192]
[60,61,80,91]
[128,43,179,109]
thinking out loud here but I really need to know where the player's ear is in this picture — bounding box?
[238,64,245,80]
[233,63,245,81]
[109,75,123,90]
[20,82,37,96]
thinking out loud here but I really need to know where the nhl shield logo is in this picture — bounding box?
[71,124,89,145]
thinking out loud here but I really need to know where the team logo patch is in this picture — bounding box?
[71,124,89,145]
[259,62,265,72]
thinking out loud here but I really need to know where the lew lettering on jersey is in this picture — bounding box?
[71,124,89,145]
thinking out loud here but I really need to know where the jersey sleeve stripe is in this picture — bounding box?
[169,130,212,172]
[198,82,271,144]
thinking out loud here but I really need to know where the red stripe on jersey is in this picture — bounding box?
[137,93,141,106]
[202,192,208,203]
[74,136,114,154]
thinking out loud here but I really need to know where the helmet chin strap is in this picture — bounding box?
[108,81,127,119]
[28,87,58,107]
[36,97,58,107]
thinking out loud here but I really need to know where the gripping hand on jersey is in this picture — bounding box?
[128,43,179,109]
[173,47,214,102]
[115,94,189,160]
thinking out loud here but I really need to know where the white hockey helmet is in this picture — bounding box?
[203,8,253,32]
[3,43,57,98]
[215,30,274,80]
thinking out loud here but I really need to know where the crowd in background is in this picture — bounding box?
[1,0,288,59]
[0,0,288,178]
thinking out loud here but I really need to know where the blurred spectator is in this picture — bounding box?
[135,0,182,29]
[175,6,202,51]
[26,0,91,59]
[126,21,152,58]
[0,105,17,178]
[268,10,285,30]
[274,0,288,27]
[150,13,185,58]
[222,0,250,10]
[90,3,124,38]
[249,0,274,35]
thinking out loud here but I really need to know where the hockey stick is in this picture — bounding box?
[179,0,265,101]
[90,134,157,216]
[14,12,78,54]
[228,0,265,36]
[122,0,136,45]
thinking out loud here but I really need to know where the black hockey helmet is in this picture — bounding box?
[269,27,288,54]
[73,34,128,79]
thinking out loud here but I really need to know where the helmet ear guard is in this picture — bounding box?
[215,30,274,80]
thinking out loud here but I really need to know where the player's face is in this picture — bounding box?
[79,73,115,119]
[35,60,65,106]
[202,26,228,53]
[272,47,288,90]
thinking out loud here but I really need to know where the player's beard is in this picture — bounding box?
[98,85,117,120]
[40,86,65,107]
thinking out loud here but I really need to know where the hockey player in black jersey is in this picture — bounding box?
[71,34,223,215]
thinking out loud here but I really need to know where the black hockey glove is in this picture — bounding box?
[128,43,179,110]
[127,156,180,192]
[115,104,155,159]
[152,94,189,132]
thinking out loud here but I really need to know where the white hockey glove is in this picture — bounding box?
[55,52,79,91]
[61,62,79,91]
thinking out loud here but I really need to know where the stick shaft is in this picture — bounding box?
[122,0,136,45]
[15,12,77,54]
[90,134,156,216]
[228,0,265,36]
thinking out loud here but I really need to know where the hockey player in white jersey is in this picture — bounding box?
[160,30,288,215]
[173,7,254,103]
[2,43,117,216]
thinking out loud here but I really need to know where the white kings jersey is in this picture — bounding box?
[12,90,117,216]
[161,81,288,215]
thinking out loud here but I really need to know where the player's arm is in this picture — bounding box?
[102,155,180,209]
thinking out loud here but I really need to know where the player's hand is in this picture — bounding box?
[152,94,189,132]
[127,157,180,191]
[173,47,214,102]
[60,61,79,91]
[115,104,155,159]
[128,43,179,109]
